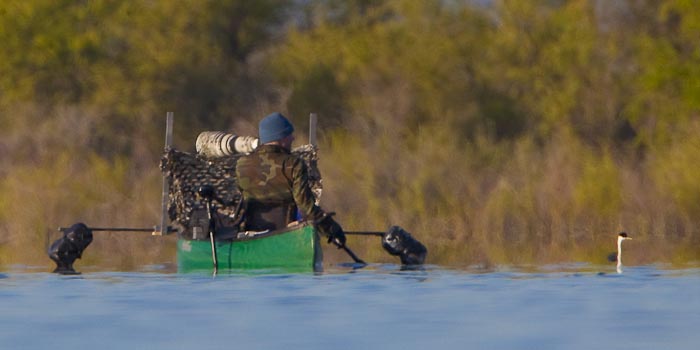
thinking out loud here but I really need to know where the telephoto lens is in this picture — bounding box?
[195,131,258,157]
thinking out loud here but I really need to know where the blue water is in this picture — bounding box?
[1,264,699,350]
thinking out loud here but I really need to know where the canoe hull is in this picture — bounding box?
[177,223,322,273]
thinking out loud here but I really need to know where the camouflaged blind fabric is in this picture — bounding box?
[159,144,321,230]
[235,144,326,224]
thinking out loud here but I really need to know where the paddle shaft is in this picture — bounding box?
[330,239,366,265]
[341,246,366,265]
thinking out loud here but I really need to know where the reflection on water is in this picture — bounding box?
[1,264,699,350]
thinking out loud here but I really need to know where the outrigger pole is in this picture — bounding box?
[49,113,176,274]
[307,114,427,265]
[58,227,156,233]
[346,227,428,265]
[345,231,384,237]
[65,112,176,235]
[309,113,366,266]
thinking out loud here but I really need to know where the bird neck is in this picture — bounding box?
[617,236,624,264]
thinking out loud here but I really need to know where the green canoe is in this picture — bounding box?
[176,222,323,273]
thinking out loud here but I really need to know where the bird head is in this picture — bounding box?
[618,232,632,242]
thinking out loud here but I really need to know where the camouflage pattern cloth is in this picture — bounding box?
[159,143,322,238]
[236,144,327,231]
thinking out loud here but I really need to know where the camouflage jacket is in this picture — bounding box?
[235,144,325,229]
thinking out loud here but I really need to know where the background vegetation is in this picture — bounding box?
[1,0,698,270]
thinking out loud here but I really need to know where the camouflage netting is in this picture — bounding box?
[159,144,322,231]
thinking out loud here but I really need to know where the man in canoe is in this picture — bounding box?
[235,112,347,247]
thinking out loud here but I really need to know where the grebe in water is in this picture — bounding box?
[607,232,632,273]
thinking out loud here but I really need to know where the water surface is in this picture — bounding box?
[1,264,698,350]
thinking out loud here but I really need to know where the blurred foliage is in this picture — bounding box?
[1,0,699,270]
[649,122,700,225]
[0,0,288,151]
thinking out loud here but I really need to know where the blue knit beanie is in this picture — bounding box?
[259,112,294,144]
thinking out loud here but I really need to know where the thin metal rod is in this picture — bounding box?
[345,231,384,237]
[205,199,218,274]
[156,112,174,236]
[58,227,156,233]
[309,113,317,147]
